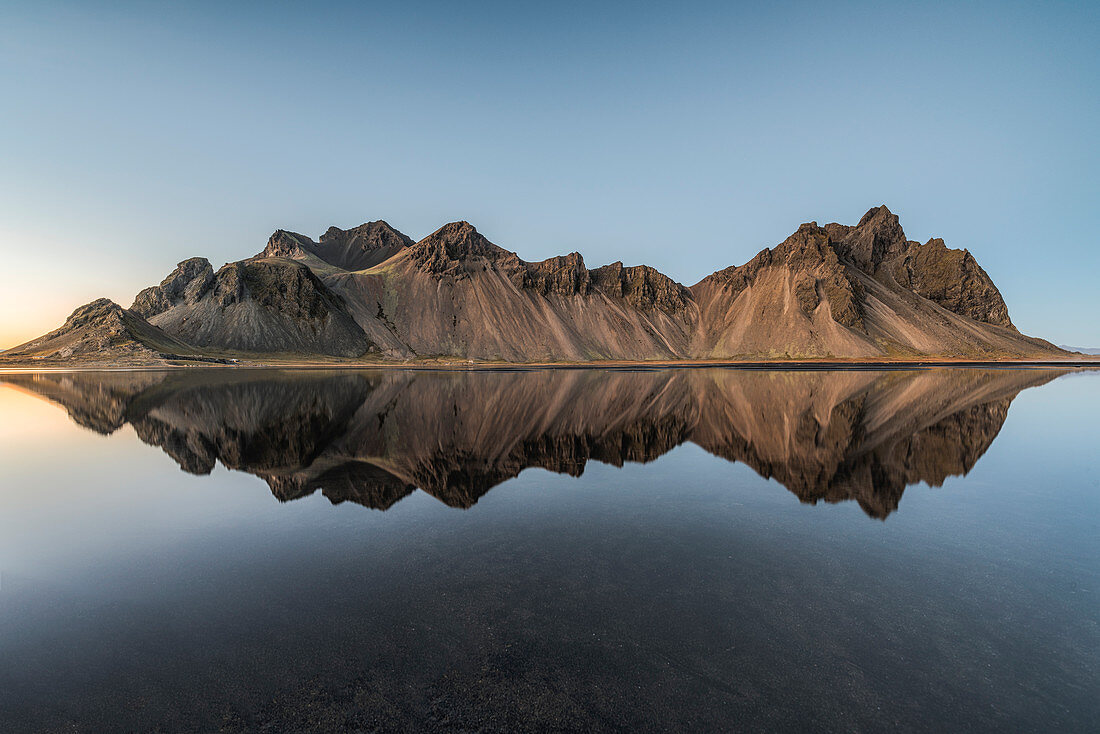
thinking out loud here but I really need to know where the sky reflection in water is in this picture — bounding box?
[0,367,1097,732]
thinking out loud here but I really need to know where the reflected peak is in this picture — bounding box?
[2,367,1066,519]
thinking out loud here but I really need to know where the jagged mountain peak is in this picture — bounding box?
[412,221,514,263]
[257,222,414,272]
[829,205,908,270]
[518,252,591,297]
[322,219,407,240]
[856,204,898,227]
[261,229,316,261]
[775,222,833,258]
[314,220,414,271]
[692,218,866,343]
[422,220,483,243]
[267,229,314,248]
[59,297,126,329]
[699,221,836,288]
[590,261,694,312]
[131,258,214,318]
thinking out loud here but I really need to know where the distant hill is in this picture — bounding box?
[2,205,1071,365]
[1058,345,1100,355]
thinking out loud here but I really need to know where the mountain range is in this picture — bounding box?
[0,206,1072,364]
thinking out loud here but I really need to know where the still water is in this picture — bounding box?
[0,367,1096,732]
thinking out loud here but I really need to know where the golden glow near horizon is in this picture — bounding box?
[0,227,154,351]
[0,310,73,351]
[0,297,87,351]
[0,383,69,438]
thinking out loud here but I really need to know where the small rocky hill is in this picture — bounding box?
[1,299,201,365]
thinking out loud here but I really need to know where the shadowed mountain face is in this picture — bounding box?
[3,367,1066,518]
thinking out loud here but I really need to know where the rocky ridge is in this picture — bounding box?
[1,206,1069,363]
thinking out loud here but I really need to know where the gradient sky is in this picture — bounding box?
[1,0,1097,348]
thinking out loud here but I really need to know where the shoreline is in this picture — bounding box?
[1,357,1098,373]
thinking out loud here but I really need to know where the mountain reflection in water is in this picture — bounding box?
[4,366,1066,519]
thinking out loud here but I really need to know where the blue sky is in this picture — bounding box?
[1,0,1097,347]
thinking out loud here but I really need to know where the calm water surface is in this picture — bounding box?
[0,367,1097,732]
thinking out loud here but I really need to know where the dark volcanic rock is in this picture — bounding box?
[522,252,591,296]
[590,262,693,312]
[264,466,416,511]
[233,260,336,319]
[131,258,214,318]
[892,238,1013,327]
[145,259,373,357]
[516,252,692,312]
[794,272,820,314]
[827,205,910,271]
[261,230,317,260]
[828,206,1013,328]
[408,221,521,279]
[517,252,693,311]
